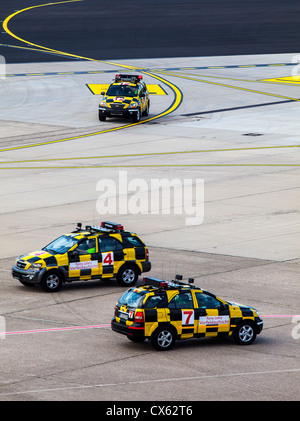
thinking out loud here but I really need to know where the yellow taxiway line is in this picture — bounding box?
[1,0,183,152]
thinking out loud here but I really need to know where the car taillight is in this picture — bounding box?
[146,248,149,261]
[134,311,144,323]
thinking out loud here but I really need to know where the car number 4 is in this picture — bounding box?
[102,252,114,266]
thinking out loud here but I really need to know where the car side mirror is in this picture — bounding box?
[101,91,105,96]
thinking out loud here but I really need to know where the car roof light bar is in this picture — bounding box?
[74,221,124,234]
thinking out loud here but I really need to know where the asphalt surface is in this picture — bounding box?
[0,0,299,407]
[1,0,300,63]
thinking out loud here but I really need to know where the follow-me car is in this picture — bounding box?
[12,222,151,292]
[111,275,263,350]
[98,74,150,122]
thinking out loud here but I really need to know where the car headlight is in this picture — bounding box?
[129,102,139,108]
[30,263,42,271]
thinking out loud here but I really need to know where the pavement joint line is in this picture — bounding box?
[0,368,299,396]
[1,145,299,165]
[0,164,299,169]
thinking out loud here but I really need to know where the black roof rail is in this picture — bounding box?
[73,221,124,234]
[143,275,197,290]
[114,74,143,83]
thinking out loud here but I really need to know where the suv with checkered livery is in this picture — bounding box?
[111,275,263,350]
[12,222,151,292]
[98,74,150,122]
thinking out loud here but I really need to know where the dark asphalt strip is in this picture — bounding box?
[183,99,296,116]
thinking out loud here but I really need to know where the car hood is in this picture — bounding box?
[227,300,260,315]
[106,96,137,102]
[18,250,54,264]
[227,300,249,308]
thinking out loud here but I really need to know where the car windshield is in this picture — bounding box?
[106,85,138,97]
[118,289,145,308]
[43,235,78,254]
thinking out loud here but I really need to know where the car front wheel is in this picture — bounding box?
[233,321,256,345]
[142,101,150,116]
[99,111,106,121]
[132,108,141,123]
[41,271,62,292]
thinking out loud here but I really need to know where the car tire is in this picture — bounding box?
[99,112,106,121]
[142,101,150,116]
[233,320,256,345]
[41,270,62,292]
[117,265,138,287]
[151,326,176,351]
[132,108,141,123]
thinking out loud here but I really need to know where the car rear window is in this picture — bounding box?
[118,289,145,308]
[123,235,144,247]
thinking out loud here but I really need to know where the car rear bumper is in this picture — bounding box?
[141,261,151,273]
[111,318,145,339]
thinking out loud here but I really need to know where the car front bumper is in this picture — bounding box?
[256,319,263,334]
[99,107,139,118]
[11,265,44,284]
[99,107,139,117]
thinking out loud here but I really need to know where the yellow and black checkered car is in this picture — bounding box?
[111,276,263,350]
[98,74,150,123]
[12,222,151,292]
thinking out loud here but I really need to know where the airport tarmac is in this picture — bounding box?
[0,52,299,402]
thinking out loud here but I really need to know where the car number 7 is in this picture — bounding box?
[182,310,194,326]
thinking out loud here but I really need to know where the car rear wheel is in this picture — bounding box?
[151,326,175,351]
[233,321,256,345]
[41,271,62,292]
[117,265,138,287]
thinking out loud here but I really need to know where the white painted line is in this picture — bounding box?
[1,368,299,396]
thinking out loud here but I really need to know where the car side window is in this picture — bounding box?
[139,84,145,96]
[144,294,167,309]
[168,292,194,309]
[77,238,96,254]
[99,236,123,252]
[195,292,221,309]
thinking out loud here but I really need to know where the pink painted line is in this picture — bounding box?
[3,323,111,336]
[2,315,299,337]
[261,315,299,318]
